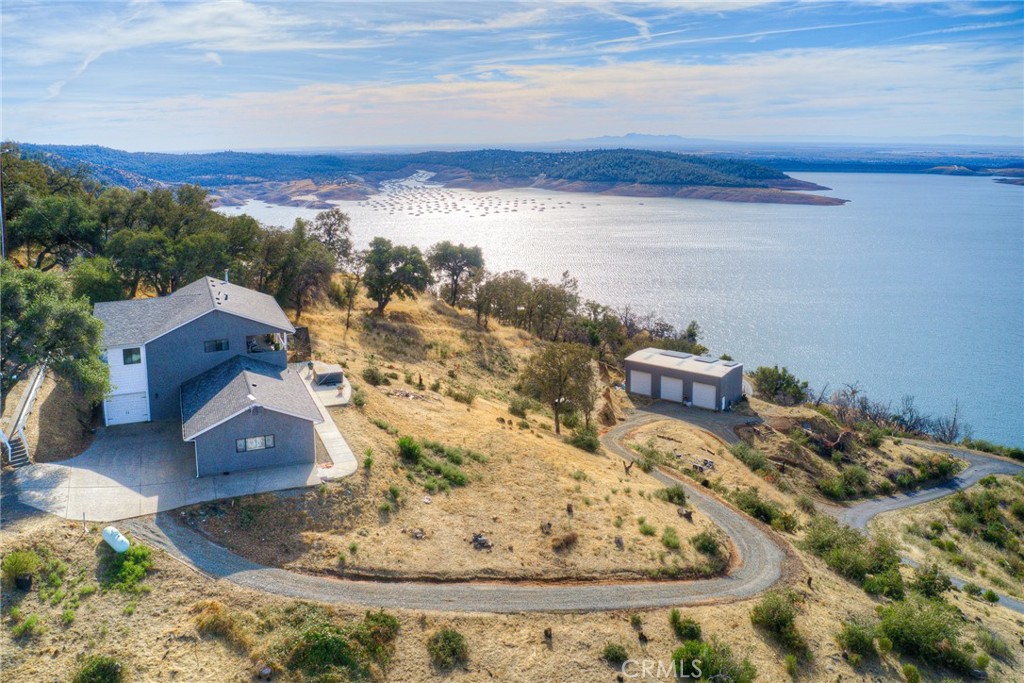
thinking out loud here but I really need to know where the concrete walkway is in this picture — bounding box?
[10,421,320,522]
[292,364,358,481]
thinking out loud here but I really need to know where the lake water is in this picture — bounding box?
[218,173,1024,446]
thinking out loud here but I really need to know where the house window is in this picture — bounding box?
[204,339,229,353]
[123,348,141,365]
[235,435,276,452]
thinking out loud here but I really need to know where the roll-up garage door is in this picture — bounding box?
[630,370,652,396]
[692,382,717,410]
[661,376,683,402]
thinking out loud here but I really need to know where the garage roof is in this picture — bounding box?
[95,276,295,347]
[180,356,322,440]
[624,348,742,378]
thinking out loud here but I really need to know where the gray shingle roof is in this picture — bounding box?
[94,276,295,347]
[180,356,322,441]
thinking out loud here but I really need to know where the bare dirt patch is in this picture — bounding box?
[23,373,95,463]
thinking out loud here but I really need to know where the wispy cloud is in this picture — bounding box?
[377,8,549,34]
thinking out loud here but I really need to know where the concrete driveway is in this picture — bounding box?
[9,421,319,522]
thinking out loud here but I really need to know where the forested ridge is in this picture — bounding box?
[20,144,789,189]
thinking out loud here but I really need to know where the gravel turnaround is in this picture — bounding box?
[123,410,785,613]
[122,410,1022,615]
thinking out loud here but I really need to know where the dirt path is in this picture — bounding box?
[120,408,1023,615]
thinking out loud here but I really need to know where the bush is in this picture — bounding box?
[73,655,123,683]
[902,663,921,683]
[730,488,796,530]
[289,626,364,676]
[661,527,680,550]
[672,637,757,683]
[795,494,816,514]
[690,531,722,557]
[602,642,629,666]
[397,436,421,464]
[863,568,905,600]
[2,549,41,585]
[750,590,806,654]
[669,609,701,641]
[508,396,530,418]
[750,366,808,406]
[977,628,1012,661]
[192,600,251,650]
[730,442,772,473]
[102,543,153,593]
[11,613,44,638]
[427,628,468,670]
[879,595,970,672]
[837,617,877,661]
[566,425,600,452]
[784,653,798,677]
[909,563,953,599]
[361,366,386,386]
[800,516,903,595]
[352,610,400,667]
[655,485,687,506]
[982,588,999,603]
[962,582,982,597]
[351,389,366,408]
[638,521,656,536]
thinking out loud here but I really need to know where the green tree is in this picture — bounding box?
[521,343,593,434]
[362,237,432,315]
[427,241,484,307]
[9,194,101,270]
[311,208,353,267]
[279,220,336,323]
[68,256,125,304]
[0,262,110,404]
[105,228,171,297]
[751,365,808,406]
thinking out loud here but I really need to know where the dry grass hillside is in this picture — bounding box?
[181,293,725,582]
[3,516,1021,682]
[873,472,1024,601]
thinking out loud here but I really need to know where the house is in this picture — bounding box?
[94,276,323,476]
[624,348,743,410]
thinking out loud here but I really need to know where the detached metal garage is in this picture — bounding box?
[624,348,744,411]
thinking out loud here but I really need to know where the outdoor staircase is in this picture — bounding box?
[6,434,31,468]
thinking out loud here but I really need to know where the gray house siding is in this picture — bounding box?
[193,407,314,477]
[146,310,288,421]
[624,359,744,409]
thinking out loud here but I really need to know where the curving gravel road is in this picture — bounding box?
[122,409,1022,614]
[123,410,784,613]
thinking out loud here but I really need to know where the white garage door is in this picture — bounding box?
[661,376,684,403]
[630,370,652,396]
[105,392,149,425]
[692,382,718,410]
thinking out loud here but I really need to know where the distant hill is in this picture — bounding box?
[19,143,849,205]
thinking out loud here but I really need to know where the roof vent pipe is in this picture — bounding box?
[224,269,229,283]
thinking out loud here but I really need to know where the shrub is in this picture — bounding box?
[661,527,680,550]
[730,442,772,473]
[192,600,251,650]
[11,613,44,638]
[508,396,530,418]
[750,590,806,654]
[427,628,468,670]
[962,582,982,597]
[909,563,953,599]
[397,436,421,464]
[351,389,366,408]
[73,655,122,683]
[551,532,578,552]
[878,595,969,672]
[602,642,628,666]
[902,663,921,683]
[447,387,476,405]
[863,568,905,600]
[102,543,153,593]
[750,366,808,405]
[352,610,400,667]
[836,617,877,661]
[669,609,701,641]
[784,653,798,677]
[672,637,757,683]
[730,488,795,530]
[2,549,41,585]
[982,589,999,603]
[655,485,687,506]
[690,531,722,557]
[289,625,364,676]
[630,613,643,629]
[566,425,601,452]
[361,366,386,386]
[638,521,656,536]
[976,628,1012,661]
[795,495,816,514]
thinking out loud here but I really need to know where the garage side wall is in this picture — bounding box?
[722,365,745,405]
[193,408,314,477]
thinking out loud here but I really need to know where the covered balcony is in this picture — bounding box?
[246,332,288,365]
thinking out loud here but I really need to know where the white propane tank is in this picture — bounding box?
[102,526,130,554]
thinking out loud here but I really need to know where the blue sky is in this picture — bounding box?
[2,1,1022,151]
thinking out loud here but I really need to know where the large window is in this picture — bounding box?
[204,338,229,353]
[236,434,275,452]
[123,348,141,365]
